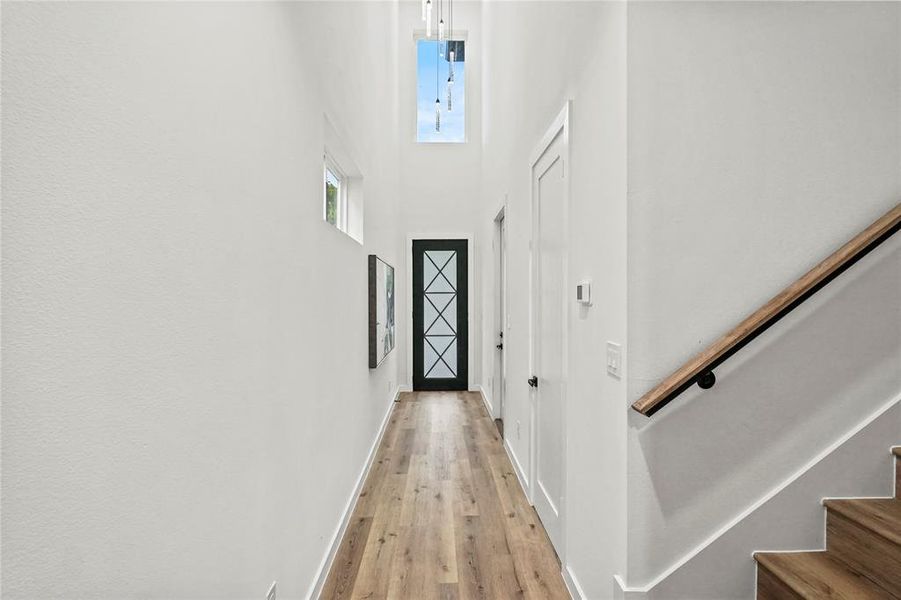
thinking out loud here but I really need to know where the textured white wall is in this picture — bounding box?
[479,3,628,597]
[1,2,401,598]
[625,0,901,589]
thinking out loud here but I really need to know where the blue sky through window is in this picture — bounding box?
[417,39,465,143]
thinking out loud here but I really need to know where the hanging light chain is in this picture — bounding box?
[446,0,454,111]
[435,22,441,132]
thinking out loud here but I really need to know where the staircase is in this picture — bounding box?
[754,447,901,599]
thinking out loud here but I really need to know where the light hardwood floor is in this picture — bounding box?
[321,391,569,599]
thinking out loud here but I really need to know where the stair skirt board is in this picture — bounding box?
[614,392,901,598]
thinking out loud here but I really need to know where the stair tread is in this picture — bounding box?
[755,551,892,599]
[824,498,901,546]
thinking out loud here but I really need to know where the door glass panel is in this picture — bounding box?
[423,250,458,379]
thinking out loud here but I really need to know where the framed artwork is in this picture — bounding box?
[368,255,396,368]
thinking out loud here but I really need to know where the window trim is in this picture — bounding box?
[323,153,348,232]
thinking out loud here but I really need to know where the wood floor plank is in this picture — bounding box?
[351,473,406,599]
[320,516,373,599]
[450,458,480,517]
[455,515,488,600]
[321,391,568,599]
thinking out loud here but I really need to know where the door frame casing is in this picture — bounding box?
[528,101,571,559]
[405,233,476,391]
[492,203,508,421]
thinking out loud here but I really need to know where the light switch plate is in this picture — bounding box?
[606,342,622,378]
[576,281,591,305]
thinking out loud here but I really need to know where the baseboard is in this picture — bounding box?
[614,574,645,599]
[504,437,530,495]
[475,384,495,418]
[563,564,586,599]
[305,385,400,599]
[477,385,531,498]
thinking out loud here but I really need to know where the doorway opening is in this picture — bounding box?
[493,207,507,437]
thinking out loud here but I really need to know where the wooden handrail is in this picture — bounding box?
[632,202,901,417]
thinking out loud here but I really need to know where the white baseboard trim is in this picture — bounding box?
[305,385,401,599]
[474,384,531,499]
[563,564,586,599]
[504,437,530,496]
[614,574,645,599]
[475,384,495,418]
[618,390,901,594]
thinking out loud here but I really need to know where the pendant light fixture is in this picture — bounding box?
[446,78,453,112]
[438,0,445,58]
[432,0,456,131]
[448,0,455,79]
[435,34,441,132]
[446,0,454,111]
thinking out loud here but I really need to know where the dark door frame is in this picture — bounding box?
[412,239,469,391]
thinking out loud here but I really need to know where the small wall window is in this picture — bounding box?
[417,39,465,143]
[322,114,364,243]
[323,158,345,229]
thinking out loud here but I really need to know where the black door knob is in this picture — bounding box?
[496,343,504,350]
[527,376,538,388]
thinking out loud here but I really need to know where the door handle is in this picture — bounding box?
[528,376,538,388]
[496,343,504,350]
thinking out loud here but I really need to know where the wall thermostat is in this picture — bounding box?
[576,281,591,305]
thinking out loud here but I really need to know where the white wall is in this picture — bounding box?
[1,2,402,598]
[625,0,901,591]
[479,3,628,597]
[396,0,485,390]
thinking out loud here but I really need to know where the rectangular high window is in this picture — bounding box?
[323,158,345,230]
[417,39,465,143]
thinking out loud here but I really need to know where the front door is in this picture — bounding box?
[413,239,468,391]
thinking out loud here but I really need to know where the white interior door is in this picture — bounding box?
[531,127,567,554]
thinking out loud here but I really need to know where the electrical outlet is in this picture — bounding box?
[266,581,277,600]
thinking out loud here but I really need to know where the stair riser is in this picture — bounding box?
[756,565,803,600]
[826,510,901,597]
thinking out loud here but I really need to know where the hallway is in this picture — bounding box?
[321,392,569,599]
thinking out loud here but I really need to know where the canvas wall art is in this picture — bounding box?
[368,255,396,368]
